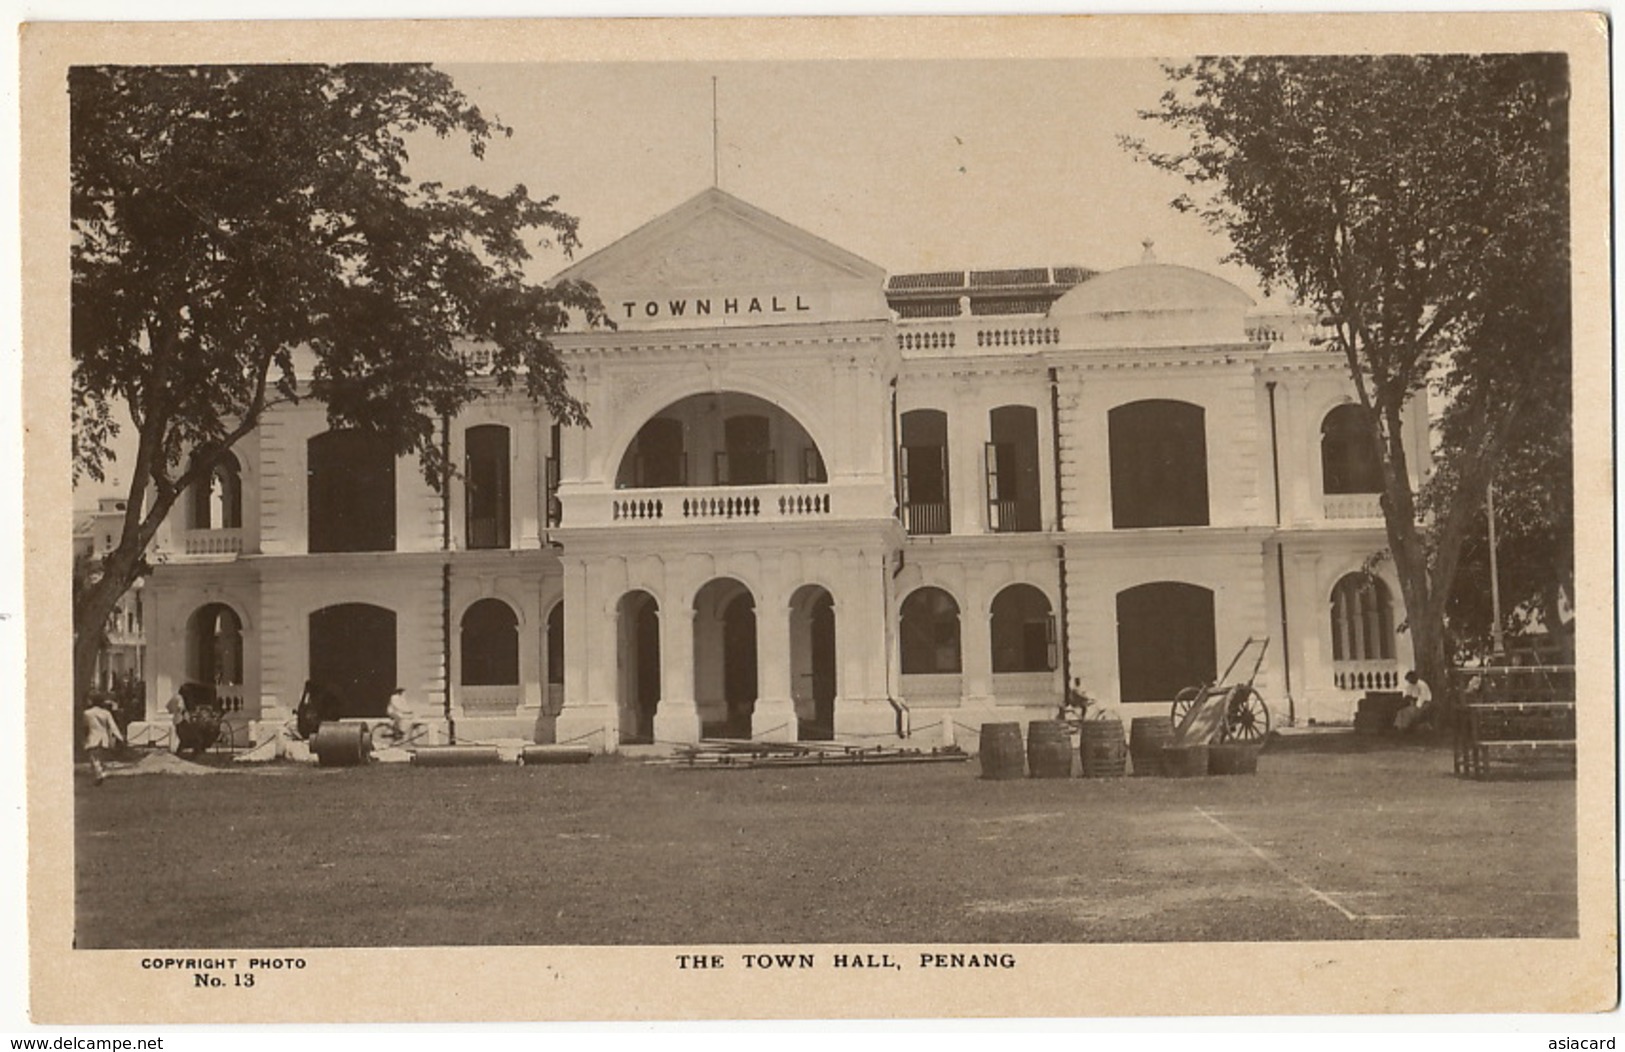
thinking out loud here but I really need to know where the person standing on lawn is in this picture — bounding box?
[1394,670,1433,734]
[165,687,186,752]
[83,694,124,785]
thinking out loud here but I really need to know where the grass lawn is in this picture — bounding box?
[73,734,1577,948]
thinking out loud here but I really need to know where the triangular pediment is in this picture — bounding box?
[555,188,889,329]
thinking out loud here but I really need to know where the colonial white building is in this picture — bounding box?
[138,188,1427,749]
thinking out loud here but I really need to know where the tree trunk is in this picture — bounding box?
[72,544,149,709]
[1373,399,1452,706]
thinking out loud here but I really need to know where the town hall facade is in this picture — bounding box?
[135,188,1427,749]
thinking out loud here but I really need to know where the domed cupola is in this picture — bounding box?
[1048,242,1254,348]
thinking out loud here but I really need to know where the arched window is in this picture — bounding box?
[189,452,242,530]
[1115,582,1215,703]
[187,603,243,686]
[307,430,395,553]
[1321,404,1384,495]
[900,409,950,535]
[1108,400,1209,528]
[460,598,519,686]
[464,425,511,550]
[990,584,1055,673]
[900,587,962,674]
[1330,574,1395,661]
[987,406,1041,533]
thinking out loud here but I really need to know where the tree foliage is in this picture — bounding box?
[1131,54,1571,692]
[70,63,605,704]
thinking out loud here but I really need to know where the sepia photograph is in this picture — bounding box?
[16,10,1616,1026]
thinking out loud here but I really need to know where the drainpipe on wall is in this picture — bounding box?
[441,413,456,744]
[1047,368,1072,695]
[1266,380,1295,726]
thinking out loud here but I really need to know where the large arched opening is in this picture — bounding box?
[460,598,519,686]
[615,392,824,489]
[1330,572,1399,691]
[990,584,1055,674]
[899,586,963,675]
[693,578,757,739]
[616,591,661,744]
[188,452,242,531]
[789,585,837,740]
[185,602,244,690]
[1320,404,1384,495]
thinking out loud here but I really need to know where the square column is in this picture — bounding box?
[653,608,700,744]
[960,564,994,706]
[753,568,797,742]
[555,558,614,749]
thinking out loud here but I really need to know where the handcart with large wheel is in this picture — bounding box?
[1170,636,1272,744]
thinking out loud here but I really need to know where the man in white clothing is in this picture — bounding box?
[1394,670,1434,733]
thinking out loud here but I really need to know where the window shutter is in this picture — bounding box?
[985,441,1001,529]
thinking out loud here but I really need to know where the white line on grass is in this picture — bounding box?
[1193,806,1380,923]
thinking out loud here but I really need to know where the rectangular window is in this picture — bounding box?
[464,425,511,550]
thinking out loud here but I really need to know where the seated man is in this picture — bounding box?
[1394,670,1434,734]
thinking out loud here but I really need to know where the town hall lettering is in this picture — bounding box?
[622,294,813,320]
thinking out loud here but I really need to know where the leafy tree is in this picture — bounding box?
[71,64,604,706]
[1130,54,1570,698]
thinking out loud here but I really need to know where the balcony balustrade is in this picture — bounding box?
[181,528,244,556]
[569,483,841,528]
[896,319,1062,357]
[1333,660,1400,692]
[1323,493,1383,521]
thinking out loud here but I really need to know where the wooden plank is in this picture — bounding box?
[1171,685,1235,746]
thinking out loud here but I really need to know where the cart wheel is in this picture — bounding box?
[1170,687,1201,729]
[1220,688,1270,743]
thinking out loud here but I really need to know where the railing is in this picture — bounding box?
[182,528,244,555]
[903,501,950,536]
[898,328,957,352]
[989,499,1041,533]
[1323,493,1383,520]
[599,484,835,526]
[976,326,1060,348]
[1333,661,1400,692]
[895,319,1062,357]
[460,685,520,716]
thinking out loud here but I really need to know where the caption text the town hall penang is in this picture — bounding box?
[676,952,1017,971]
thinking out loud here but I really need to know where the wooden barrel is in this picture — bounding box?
[1208,743,1262,776]
[312,723,371,767]
[1161,743,1209,778]
[1079,718,1127,778]
[520,745,593,766]
[978,723,1025,780]
[1026,720,1073,779]
[1129,716,1174,777]
[411,745,503,767]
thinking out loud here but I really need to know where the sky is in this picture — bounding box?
[414,59,1264,290]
